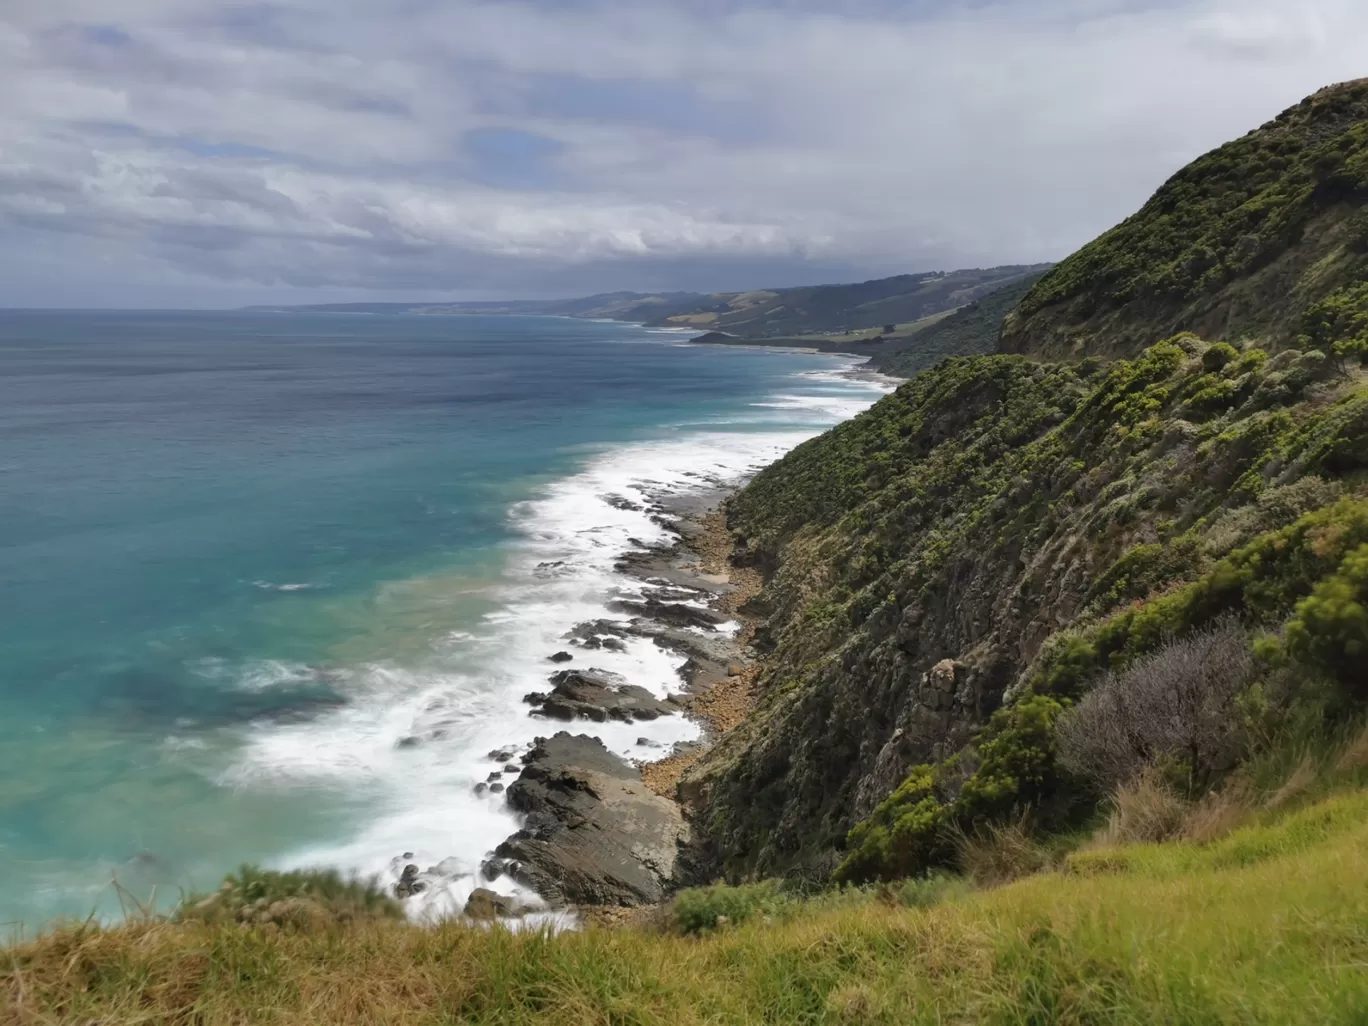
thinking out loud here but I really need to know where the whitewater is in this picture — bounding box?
[0,312,891,928]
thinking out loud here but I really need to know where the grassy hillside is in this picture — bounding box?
[649,265,1049,338]
[9,775,1368,1024]
[868,273,1045,377]
[1001,79,1368,361]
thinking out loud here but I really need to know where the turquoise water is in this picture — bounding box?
[0,311,888,927]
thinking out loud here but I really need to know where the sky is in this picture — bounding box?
[1,0,1365,308]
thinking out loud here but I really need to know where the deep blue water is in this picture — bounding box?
[0,311,886,928]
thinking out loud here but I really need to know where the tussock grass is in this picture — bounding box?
[8,789,1368,1024]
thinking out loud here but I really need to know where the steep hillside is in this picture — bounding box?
[1002,79,1368,361]
[686,340,1365,878]
[868,273,1044,377]
[682,83,1368,882]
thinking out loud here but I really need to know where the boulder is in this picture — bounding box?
[494,733,688,907]
[548,651,574,663]
[464,888,518,920]
[607,598,728,632]
[525,668,677,723]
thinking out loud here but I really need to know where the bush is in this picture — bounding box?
[669,881,791,935]
[1284,542,1368,693]
[1202,342,1240,372]
[1056,617,1260,794]
[953,815,1051,886]
[179,865,402,928]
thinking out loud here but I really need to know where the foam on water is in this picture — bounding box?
[224,357,893,921]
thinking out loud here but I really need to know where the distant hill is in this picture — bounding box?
[1002,78,1368,360]
[866,273,1046,377]
[649,265,1050,338]
[251,265,1053,342]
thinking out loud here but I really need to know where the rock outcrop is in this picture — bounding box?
[492,733,688,907]
[525,669,678,723]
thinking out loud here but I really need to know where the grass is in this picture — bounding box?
[7,785,1368,1024]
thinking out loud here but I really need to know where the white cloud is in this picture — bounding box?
[0,0,1365,304]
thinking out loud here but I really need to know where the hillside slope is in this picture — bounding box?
[682,83,1368,882]
[259,267,1050,341]
[649,265,1049,337]
[12,783,1368,1023]
[1002,79,1368,361]
[868,273,1044,377]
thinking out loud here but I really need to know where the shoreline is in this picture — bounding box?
[457,356,895,924]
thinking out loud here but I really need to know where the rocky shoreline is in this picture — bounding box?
[401,483,762,923]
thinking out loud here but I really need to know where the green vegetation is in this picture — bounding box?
[1003,78,1368,360]
[688,326,1366,881]
[869,272,1045,377]
[10,778,1368,1024]
[652,265,1051,339]
[176,865,403,929]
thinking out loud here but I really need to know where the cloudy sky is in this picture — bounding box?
[1,0,1364,307]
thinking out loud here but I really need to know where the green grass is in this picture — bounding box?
[7,786,1368,1024]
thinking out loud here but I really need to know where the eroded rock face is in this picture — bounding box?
[492,733,688,907]
[525,669,678,723]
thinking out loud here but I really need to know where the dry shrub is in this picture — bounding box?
[954,815,1050,886]
[1181,788,1252,843]
[1093,768,1251,847]
[1334,722,1368,774]
[1265,757,1317,811]
[1093,769,1189,846]
[1057,616,1259,794]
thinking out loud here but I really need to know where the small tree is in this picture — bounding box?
[1056,617,1259,794]
[1297,282,1368,376]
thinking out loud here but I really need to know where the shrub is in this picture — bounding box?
[1284,542,1368,693]
[669,881,791,935]
[953,815,1051,886]
[179,865,402,928]
[1093,768,1190,846]
[1202,342,1240,372]
[1298,282,1368,375]
[1056,617,1260,794]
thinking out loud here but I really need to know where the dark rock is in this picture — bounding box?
[494,733,688,907]
[526,668,677,723]
[603,494,643,512]
[490,782,505,794]
[548,651,574,663]
[395,735,420,749]
[504,763,521,774]
[402,852,414,860]
[487,771,503,782]
[464,888,518,920]
[607,598,728,631]
[487,749,514,762]
[481,857,513,881]
[395,863,422,898]
[474,783,488,795]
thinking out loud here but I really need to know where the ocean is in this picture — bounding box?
[0,310,890,928]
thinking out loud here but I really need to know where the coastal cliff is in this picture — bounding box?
[681,80,1368,883]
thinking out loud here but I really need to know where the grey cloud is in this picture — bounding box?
[1,0,1366,306]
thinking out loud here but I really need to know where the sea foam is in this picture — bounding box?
[230,357,893,921]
